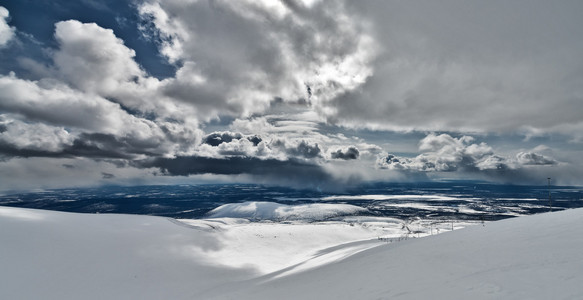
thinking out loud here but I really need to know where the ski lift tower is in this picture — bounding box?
[547,177,552,212]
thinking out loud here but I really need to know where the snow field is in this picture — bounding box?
[2,205,581,299]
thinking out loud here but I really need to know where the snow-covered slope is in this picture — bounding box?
[214,208,583,300]
[1,206,582,299]
[0,206,398,299]
[0,207,252,299]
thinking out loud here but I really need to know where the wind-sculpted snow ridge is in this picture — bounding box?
[206,201,368,221]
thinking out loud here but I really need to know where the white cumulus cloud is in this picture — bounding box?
[377,133,558,173]
[0,6,14,47]
[53,20,144,94]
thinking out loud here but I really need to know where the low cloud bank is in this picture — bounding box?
[136,155,333,188]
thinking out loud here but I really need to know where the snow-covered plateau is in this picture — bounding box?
[1,205,581,299]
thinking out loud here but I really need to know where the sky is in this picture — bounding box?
[0,0,582,192]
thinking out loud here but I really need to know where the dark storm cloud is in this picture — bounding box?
[136,156,332,186]
[199,131,265,157]
[0,140,61,159]
[202,132,243,147]
[291,141,321,159]
[247,135,262,147]
[331,146,359,160]
[275,140,321,159]
[64,133,162,158]
[0,133,161,159]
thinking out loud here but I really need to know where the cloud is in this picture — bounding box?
[330,146,359,160]
[278,140,322,159]
[0,157,160,192]
[0,132,140,160]
[0,20,206,162]
[136,156,333,188]
[42,19,210,137]
[378,133,558,174]
[0,74,143,134]
[198,130,325,161]
[101,172,115,179]
[318,1,583,138]
[0,7,14,47]
[0,117,73,153]
[52,20,144,95]
[138,0,376,119]
[516,152,557,166]
[48,21,196,123]
[372,133,581,185]
[64,133,164,159]
[0,74,199,158]
[202,131,244,147]
[197,131,266,158]
[1,2,581,190]
[0,121,201,161]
